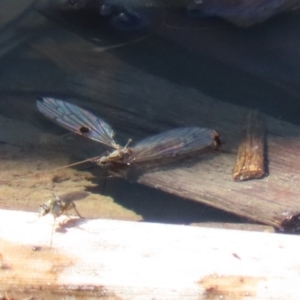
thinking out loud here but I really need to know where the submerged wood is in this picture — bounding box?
[233,111,266,181]
[1,209,300,299]
[5,17,300,231]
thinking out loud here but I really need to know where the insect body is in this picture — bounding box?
[37,97,221,169]
[38,191,89,247]
[39,191,88,219]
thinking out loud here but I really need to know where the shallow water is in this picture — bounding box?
[1,0,300,230]
[2,0,300,299]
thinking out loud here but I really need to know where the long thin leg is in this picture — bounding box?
[64,201,85,219]
[73,205,85,219]
[50,217,56,248]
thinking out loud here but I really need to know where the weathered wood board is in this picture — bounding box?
[0,209,300,299]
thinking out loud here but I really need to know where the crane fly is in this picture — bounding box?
[37,97,221,170]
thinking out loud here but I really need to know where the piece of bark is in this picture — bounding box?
[1,209,300,299]
[233,111,266,181]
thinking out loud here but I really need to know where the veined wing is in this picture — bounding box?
[57,191,90,204]
[127,127,219,163]
[37,97,120,149]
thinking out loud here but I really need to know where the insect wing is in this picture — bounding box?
[128,127,217,163]
[37,97,119,149]
[57,191,90,204]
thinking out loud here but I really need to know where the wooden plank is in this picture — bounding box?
[1,208,300,299]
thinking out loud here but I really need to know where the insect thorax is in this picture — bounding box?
[39,200,52,216]
[97,147,132,166]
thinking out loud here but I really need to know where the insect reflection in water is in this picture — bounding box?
[37,97,221,173]
[37,191,89,247]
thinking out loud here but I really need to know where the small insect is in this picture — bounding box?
[37,97,221,171]
[36,191,89,247]
[39,191,88,219]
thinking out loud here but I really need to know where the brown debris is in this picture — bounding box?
[233,111,266,181]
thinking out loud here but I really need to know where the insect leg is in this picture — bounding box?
[50,217,56,248]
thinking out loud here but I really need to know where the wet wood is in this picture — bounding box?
[233,111,266,181]
[0,208,300,299]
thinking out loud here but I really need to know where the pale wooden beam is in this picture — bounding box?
[0,209,299,299]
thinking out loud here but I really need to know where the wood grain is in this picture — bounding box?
[0,209,300,299]
[233,111,266,181]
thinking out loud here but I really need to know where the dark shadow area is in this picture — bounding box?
[87,176,245,224]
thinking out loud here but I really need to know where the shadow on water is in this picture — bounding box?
[87,177,244,224]
[78,146,245,224]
